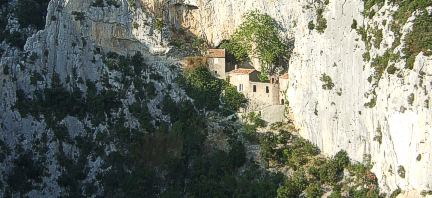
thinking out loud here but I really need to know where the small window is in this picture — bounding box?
[214,71,218,74]
[239,84,244,92]
[253,85,256,92]
[266,86,269,93]
[271,78,275,83]
[281,99,284,104]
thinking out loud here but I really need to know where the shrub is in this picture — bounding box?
[320,73,335,90]
[333,150,350,168]
[221,83,248,112]
[155,18,164,32]
[5,31,26,49]
[305,182,323,198]
[179,65,223,110]
[386,65,397,74]
[351,19,358,29]
[364,95,377,108]
[372,28,383,48]
[16,0,50,29]
[7,151,47,194]
[308,21,315,30]
[397,165,405,178]
[277,171,308,198]
[319,162,340,184]
[316,8,327,33]
[403,13,432,69]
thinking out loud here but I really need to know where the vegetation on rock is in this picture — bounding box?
[220,11,288,78]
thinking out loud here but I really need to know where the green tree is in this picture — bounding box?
[221,83,247,112]
[179,65,223,110]
[305,182,323,198]
[221,11,288,77]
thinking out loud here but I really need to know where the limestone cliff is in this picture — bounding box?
[168,0,432,196]
[0,0,431,196]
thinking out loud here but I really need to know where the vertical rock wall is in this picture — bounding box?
[176,0,432,195]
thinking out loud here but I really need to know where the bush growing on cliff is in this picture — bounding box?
[221,83,248,112]
[403,13,432,69]
[180,65,247,112]
[320,73,335,90]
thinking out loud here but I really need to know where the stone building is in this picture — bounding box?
[205,49,289,123]
[278,73,289,105]
[227,69,281,106]
[206,49,229,79]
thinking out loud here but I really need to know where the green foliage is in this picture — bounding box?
[363,52,371,62]
[364,95,377,108]
[363,0,385,18]
[403,13,432,69]
[308,21,315,30]
[245,112,267,128]
[261,126,380,197]
[221,11,288,76]
[155,18,164,32]
[397,165,405,178]
[370,50,398,82]
[261,130,319,170]
[316,8,327,33]
[386,64,397,74]
[371,27,383,48]
[374,126,383,144]
[179,65,247,113]
[305,182,323,198]
[6,150,47,195]
[15,76,121,126]
[127,0,135,8]
[351,19,358,29]
[334,150,350,168]
[277,171,308,198]
[221,83,248,112]
[179,65,223,110]
[5,31,27,50]
[417,154,422,161]
[16,0,50,29]
[320,73,335,90]
[318,160,341,184]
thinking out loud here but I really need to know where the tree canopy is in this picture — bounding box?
[221,11,288,77]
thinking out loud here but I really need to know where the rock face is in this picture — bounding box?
[1,0,431,196]
[172,0,432,195]
[0,0,181,196]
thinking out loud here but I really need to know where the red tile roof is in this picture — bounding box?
[206,49,225,58]
[229,69,256,75]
